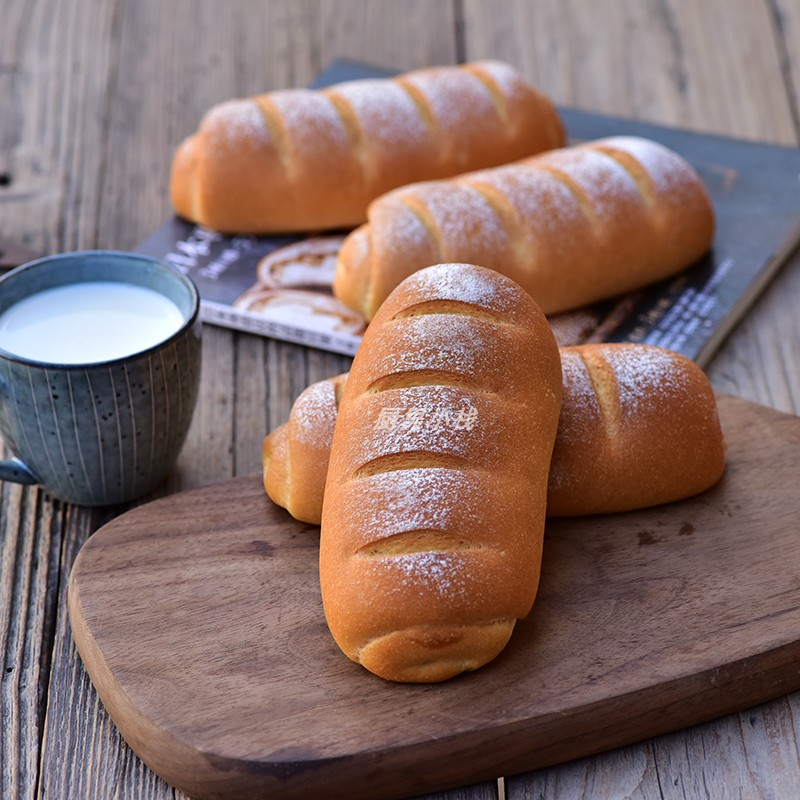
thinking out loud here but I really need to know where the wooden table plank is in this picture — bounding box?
[706,248,800,414]
[774,0,800,131]
[0,483,60,800]
[37,504,150,800]
[0,0,123,255]
[462,0,798,143]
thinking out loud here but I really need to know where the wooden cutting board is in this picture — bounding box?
[68,395,800,800]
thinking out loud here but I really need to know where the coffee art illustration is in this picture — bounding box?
[256,236,345,289]
[233,287,365,336]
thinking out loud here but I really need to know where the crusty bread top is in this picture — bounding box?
[262,372,347,525]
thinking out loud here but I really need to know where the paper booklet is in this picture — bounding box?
[136,60,800,367]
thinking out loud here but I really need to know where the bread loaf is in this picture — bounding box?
[264,344,725,522]
[319,263,562,682]
[170,61,565,233]
[333,136,715,319]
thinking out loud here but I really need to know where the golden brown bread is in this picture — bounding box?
[548,343,726,515]
[319,263,562,682]
[333,136,715,319]
[170,61,565,233]
[264,343,726,522]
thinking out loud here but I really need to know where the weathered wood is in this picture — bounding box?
[773,0,800,133]
[506,706,800,799]
[36,501,180,800]
[0,483,59,800]
[0,238,38,270]
[706,248,800,414]
[505,744,663,799]
[462,0,798,143]
[0,0,123,255]
[168,325,237,494]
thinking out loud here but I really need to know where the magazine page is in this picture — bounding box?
[138,221,364,355]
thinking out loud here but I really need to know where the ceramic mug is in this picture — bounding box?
[0,250,201,505]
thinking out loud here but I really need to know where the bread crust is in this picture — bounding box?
[263,373,348,524]
[319,263,562,682]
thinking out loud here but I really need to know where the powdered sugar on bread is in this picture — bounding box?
[171,62,565,233]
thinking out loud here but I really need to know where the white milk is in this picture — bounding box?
[0,281,185,364]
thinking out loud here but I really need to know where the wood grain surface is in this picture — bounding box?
[66,396,800,800]
[1,1,800,799]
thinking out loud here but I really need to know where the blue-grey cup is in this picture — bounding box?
[0,250,201,505]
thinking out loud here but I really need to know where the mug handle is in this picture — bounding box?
[0,458,38,485]
[0,370,38,485]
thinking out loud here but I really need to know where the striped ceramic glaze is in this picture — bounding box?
[0,251,201,506]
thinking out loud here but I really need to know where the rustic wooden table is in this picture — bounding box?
[2,1,799,798]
